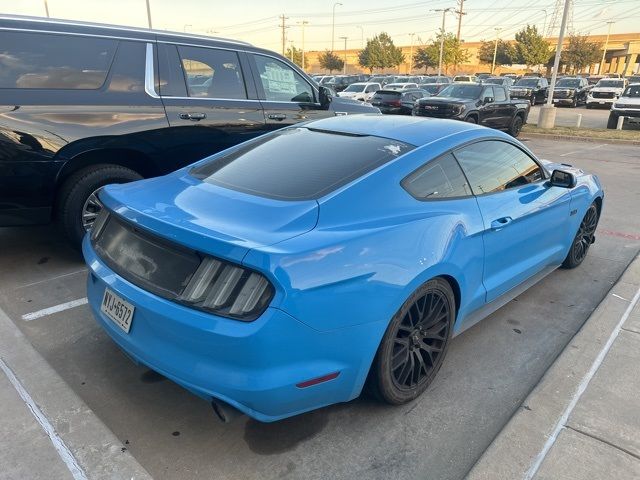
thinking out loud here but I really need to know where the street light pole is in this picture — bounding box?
[145,0,153,29]
[298,20,309,71]
[433,8,452,77]
[491,28,502,75]
[43,0,50,18]
[339,36,348,74]
[599,21,615,75]
[331,2,343,52]
[409,33,415,74]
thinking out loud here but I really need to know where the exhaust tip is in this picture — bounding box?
[211,399,243,423]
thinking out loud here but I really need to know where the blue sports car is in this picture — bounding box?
[83,115,603,422]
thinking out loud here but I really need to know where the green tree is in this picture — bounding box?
[433,32,470,73]
[285,45,303,68]
[477,39,516,68]
[514,25,551,68]
[318,50,344,73]
[358,32,405,72]
[563,34,602,73]
[413,46,438,72]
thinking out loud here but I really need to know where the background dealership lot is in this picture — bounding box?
[1,138,638,480]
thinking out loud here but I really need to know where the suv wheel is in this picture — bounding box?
[57,164,142,249]
[530,94,536,106]
[508,115,523,137]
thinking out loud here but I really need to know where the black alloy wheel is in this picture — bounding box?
[465,116,477,123]
[509,115,523,137]
[562,203,599,269]
[370,278,455,404]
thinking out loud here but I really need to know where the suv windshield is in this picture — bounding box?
[191,128,414,200]
[596,80,624,88]
[343,83,365,92]
[556,79,581,88]
[483,78,504,85]
[437,84,482,98]
[622,85,640,97]
[515,79,538,87]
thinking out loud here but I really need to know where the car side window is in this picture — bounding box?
[177,46,247,99]
[157,43,188,97]
[494,87,506,101]
[483,86,495,101]
[0,31,117,89]
[454,140,544,194]
[253,55,314,103]
[402,153,472,200]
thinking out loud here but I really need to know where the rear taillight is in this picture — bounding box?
[389,99,402,107]
[179,256,274,321]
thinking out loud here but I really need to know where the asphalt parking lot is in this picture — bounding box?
[0,138,639,480]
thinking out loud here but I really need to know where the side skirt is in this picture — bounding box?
[453,264,559,337]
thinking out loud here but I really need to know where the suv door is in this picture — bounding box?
[157,43,266,165]
[453,140,571,302]
[492,87,515,128]
[479,86,499,126]
[537,78,548,103]
[248,53,332,132]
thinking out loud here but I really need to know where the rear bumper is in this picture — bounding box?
[611,109,640,119]
[83,237,374,422]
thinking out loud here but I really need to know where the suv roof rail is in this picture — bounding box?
[0,14,253,47]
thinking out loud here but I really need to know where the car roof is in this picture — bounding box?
[299,114,484,146]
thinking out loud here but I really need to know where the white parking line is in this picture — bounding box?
[559,143,607,157]
[19,268,87,289]
[524,286,640,479]
[0,357,88,480]
[21,298,88,321]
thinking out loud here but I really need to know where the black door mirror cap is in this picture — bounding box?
[483,96,494,104]
[549,169,577,188]
[319,86,333,108]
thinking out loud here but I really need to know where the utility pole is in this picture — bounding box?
[356,26,364,48]
[297,20,309,71]
[491,28,502,74]
[599,21,615,75]
[279,14,289,56]
[340,36,348,74]
[408,33,415,74]
[455,0,466,41]
[43,0,50,17]
[145,0,153,29]
[433,8,452,77]
[538,0,571,130]
[332,2,343,52]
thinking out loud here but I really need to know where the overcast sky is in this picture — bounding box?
[2,0,638,51]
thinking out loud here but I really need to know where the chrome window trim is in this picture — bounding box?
[0,26,147,43]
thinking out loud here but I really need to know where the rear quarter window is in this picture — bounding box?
[0,31,117,89]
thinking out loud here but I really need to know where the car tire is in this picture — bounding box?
[561,203,599,269]
[57,164,142,250]
[508,115,523,137]
[585,103,592,109]
[571,97,578,108]
[465,115,477,123]
[607,113,618,129]
[369,277,455,405]
[530,94,536,106]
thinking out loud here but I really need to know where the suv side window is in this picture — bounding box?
[253,55,314,103]
[483,86,495,101]
[0,31,117,89]
[177,45,247,99]
[402,153,472,200]
[494,87,506,102]
[157,43,188,97]
[454,140,544,194]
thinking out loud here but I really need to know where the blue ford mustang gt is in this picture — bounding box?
[83,115,603,422]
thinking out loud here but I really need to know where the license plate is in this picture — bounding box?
[553,99,559,103]
[101,288,135,333]
[599,101,604,104]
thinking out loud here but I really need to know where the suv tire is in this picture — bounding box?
[57,164,142,249]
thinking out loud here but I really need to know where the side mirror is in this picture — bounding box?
[319,86,333,109]
[549,169,577,188]
[483,96,494,104]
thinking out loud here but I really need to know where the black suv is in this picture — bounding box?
[551,77,591,107]
[0,16,376,247]
[510,76,549,106]
[413,83,530,137]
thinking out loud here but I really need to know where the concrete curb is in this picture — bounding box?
[520,131,640,146]
[0,306,153,480]
[466,253,640,480]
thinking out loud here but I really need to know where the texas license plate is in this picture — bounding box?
[101,288,135,333]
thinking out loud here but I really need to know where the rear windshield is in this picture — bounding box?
[373,90,402,99]
[483,78,504,85]
[191,127,414,200]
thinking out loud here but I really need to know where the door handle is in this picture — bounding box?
[179,112,207,121]
[490,216,513,230]
[268,113,287,121]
